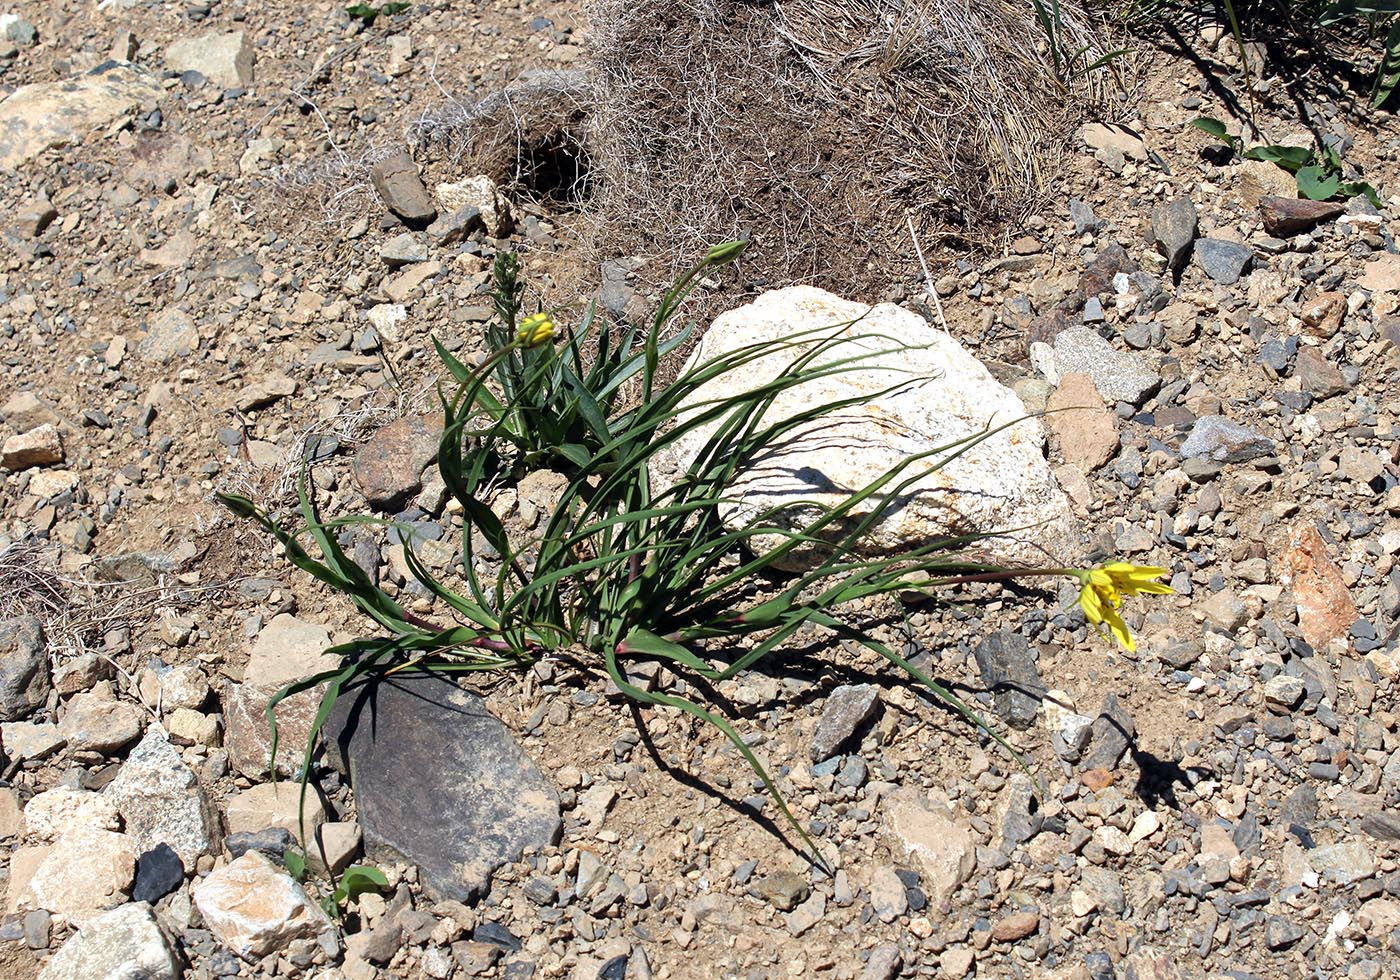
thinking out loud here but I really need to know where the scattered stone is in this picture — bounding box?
[1193,238,1254,285]
[36,902,180,980]
[224,827,295,860]
[437,176,510,237]
[0,616,50,721]
[325,673,562,902]
[1080,694,1135,772]
[1239,159,1298,206]
[14,196,57,238]
[1265,915,1305,950]
[380,232,429,267]
[1,424,64,470]
[652,287,1079,571]
[1047,374,1118,471]
[0,62,165,170]
[1068,199,1103,235]
[309,820,362,875]
[194,851,333,959]
[863,944,903,980]
[165,31,253,88]
[1151,198,1197,270]
[235,373,296,412]
[786,891,825,937]
[992,910,1040,942]
[58,689,142,754]
[1307,841,1374,885]
[427,205,484,246]
[372,150,437,227]
[2,722,66,763]
[1199,590,1248,632]
[808,684,881,763]
[131,843,185,903]
[29,827,137,922]
[973,630,1044,729]
[1179,415,1274,463]
[1052,326,1160,405]
[1359,811,1400,841]
[138,307,200,364]
[754,870,809,911]
[1292,347,1348,400]
[223,782,327,838]
[882,790,974,908]
[1259,196,1344,236]
[352,415,442,512]
[868,865,908,922]
[104,728,217,865]
[1281,521,1357,651]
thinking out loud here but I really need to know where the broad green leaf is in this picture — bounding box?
[1189,117,1232,141]
[1296,164,1341,201]
[1243,144,1313,173]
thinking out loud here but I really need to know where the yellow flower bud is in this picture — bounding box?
[517,312,555,348]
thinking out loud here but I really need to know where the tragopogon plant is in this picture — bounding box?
[218,242,1172,865]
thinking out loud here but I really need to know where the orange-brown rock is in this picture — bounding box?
[1281,522,1357,651]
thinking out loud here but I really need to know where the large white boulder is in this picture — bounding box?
[651,287,1078,570]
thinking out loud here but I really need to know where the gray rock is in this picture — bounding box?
[600,256,647,325]
[972,630,1043,729]
[868,865,908,922]
[1265,915,1304,950]
[36,902,180,980]
[427,206,484,246]
[1000,773,1042,849]
[1179,415,1274,463]
[1053,326,1160,405]
[1080,693,1135,772]
[1079,866,1125,914]
[1193,238,1254,284]
[862,944,903,980]
[325,673,562,902]
[808,684,881,763]
[138,307,200,364]
[104,728,218,865]
[1151,198,1197,270]
[1068,199,1103,235]
[1359,811,1400,841]
[380,233,429,268]
[1,15,37,46]
[1307,841,1374,885]
[224,827,295,859]
[0,616,50,721]
[371,150,437,227]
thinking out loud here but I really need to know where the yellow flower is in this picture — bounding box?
[1075,562,1173,653]
[516,312,555,348]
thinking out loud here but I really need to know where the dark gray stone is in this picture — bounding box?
[224,827,294,860]
[132,843,185,903]
[1360,811,1400,842]
[428,206,484,246]
[1000,774,1042,849]
[1068,199,1103,235]
[808,684,881,763]
[0,616,51,722]
[326,673,562,902]
[1151,198,1197,270]
[1179,416,1274,464]
[1193,238,1254,284]
[1264,915,1304,949]
[1080,694,1135,772]
[973,630,1044,729]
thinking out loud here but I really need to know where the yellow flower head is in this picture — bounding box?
[516,312,555,348]
[1075,562,1173,653]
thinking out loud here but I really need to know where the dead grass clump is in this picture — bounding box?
[581,0,1118,292]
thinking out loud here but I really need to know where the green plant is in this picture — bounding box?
[346,2,410,25]
[446,251,690,471]
[1319,0,1400,107]
[1191,117,1381,204]
[219,243,1172,866]
[1029,0,1132,85]
[283,849,389,919]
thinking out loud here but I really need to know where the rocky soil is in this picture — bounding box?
[1,3,1399,980]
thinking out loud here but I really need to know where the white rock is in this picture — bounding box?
[104,728,217,865]
[245,614,336,688]
[224,782,327,838]
[160,663,211,709]
[166,31,254,88]
[436,176,511,237]
[37,902,180,980]
[0,62,165,170]
[24,788,121,842]
[367,303,409,342]
[30,827,137,922]
[881,789,974,907]
[194,851,333,959]
[57,689,142,754]
[651,287,1078,571]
